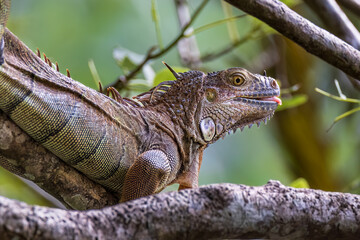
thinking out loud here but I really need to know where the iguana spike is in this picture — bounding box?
[36,48,41,58]
[56,62,59,72]
[123,97,142,107]
[66,69,71,78]
[107,87,123,103]
[43,53,48,63]
[149,80,175,103]
[98,82,103,93]
[47,57,52,67]
[162,61,180,80]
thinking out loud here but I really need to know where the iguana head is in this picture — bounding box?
[198,67,281,143]
[135,64,281,145]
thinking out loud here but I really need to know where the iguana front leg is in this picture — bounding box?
[120,150,171,202]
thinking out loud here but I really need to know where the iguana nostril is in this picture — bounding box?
[270,79,278,89]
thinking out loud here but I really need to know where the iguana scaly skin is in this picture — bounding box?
[0,23,281,202]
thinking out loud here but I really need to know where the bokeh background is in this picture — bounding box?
[1,0,359,207]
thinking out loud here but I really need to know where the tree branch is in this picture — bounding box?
[304,0,360,50]
[337,0,360,17]
[174,0,201,69]
[303,0,360,90]
[201,25,261,63]
[225,0,360,86]
[0,111,118,209]
[1,181,360,239]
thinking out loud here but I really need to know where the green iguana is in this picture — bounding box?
[0,3,281,202]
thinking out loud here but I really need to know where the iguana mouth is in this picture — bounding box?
[234,96,282,105]
[257,96,282,105]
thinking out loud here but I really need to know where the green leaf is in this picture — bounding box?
[153,66,189,86]
[113,47,144,75]
[289,178,310,189]
[88,59,102,89]
[276,94,308,111]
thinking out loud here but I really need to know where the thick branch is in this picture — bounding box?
[304,0,360,50]
[225,0,360,85]
[1,181,360,239]
[0,111,118,209]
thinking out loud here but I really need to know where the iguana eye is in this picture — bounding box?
[231,74,245,86]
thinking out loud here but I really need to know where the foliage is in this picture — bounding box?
[316,82,360,131]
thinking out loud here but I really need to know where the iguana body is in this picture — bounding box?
[0,18,281,202]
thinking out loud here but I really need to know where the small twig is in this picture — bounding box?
[334,79,346,99]
[201,25,261,62]
[315,88,360,103]
[151,0,208,59]
[326,106,360,131]
[109,0,209,90]
[190,14,247,37]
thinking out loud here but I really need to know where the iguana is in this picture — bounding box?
[0,3,281,202]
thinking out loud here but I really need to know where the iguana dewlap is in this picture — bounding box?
[0,28,281,202]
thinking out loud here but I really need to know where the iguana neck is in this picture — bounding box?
[137,105,202,172]
[136,70,208,146]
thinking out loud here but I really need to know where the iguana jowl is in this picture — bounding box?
[0,28,281,202]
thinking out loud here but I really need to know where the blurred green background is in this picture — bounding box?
[1,0,359,207]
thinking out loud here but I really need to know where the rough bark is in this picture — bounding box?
[225,0,360,85]
[0,111,118,210]
[0,181,360,240]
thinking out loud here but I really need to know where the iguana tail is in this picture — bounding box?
[0,29,136,194]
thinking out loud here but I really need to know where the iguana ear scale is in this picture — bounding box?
[162,61,180,80]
